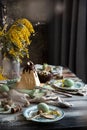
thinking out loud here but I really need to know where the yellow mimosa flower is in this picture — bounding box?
[0,18,35,61]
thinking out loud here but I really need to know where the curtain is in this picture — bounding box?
[0,0,3,27]
[48,0,87,83]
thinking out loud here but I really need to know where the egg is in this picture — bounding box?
[0,84,9,92]
[63,79,74,87]
[37,103,49,113]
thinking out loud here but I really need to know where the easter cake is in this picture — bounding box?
[17,61,40,90]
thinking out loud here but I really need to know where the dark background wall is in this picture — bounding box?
[0,0,86,83]
[0,0,54,65]
[6,0,53,24]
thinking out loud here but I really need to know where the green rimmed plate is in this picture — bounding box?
[23,105,64,123]
[54,80,85,91]
[0,78,20,89]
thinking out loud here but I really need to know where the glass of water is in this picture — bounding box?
[56,66,63,79]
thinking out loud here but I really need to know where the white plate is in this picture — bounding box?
[54,81,85,91]
[0,78,20,89]
[35,64,63,75]
[23,105,64,123]
[35,64,43,71]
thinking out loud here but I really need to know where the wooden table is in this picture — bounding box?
[0,95,87,130]
[0,66,87,130]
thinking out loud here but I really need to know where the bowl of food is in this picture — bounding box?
[38,70,53,83]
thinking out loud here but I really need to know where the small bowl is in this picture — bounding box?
[38,71,53,83]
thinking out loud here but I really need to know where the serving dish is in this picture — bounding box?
[0,78,20,89]
[53,80,85,91]
[23,104,64,123]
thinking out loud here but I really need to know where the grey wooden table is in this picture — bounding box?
[0,66,87,130]
[0,95,87,130]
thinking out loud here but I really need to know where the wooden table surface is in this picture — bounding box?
[0,66,87,130]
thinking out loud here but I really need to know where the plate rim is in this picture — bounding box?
[0,107,11,114]
[54,81,85,91]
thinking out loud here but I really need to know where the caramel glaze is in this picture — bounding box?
[23,61,35,73]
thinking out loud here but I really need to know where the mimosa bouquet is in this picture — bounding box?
[0,18,35,61]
